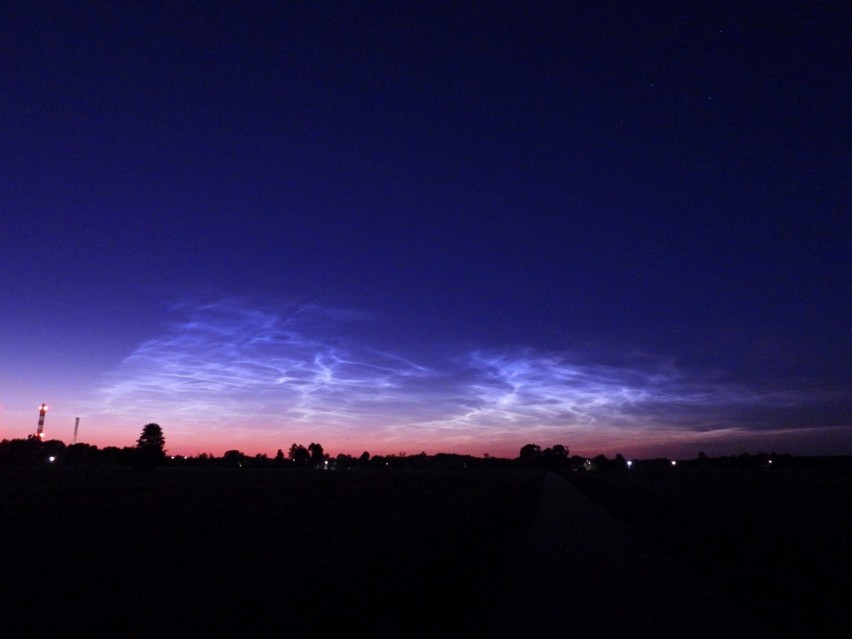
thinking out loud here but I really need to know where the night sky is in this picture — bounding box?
[2,2,850,458]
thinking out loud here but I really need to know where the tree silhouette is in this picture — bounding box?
[308,442,324,467]
[551,444,568,458]
[137,423,165,456]
[593,453,610,470]
[518,443,543,466]
[135,423,166,467]
[223,450,246,467]
[543,444,569,469]
[288,443,309,467]
[335,453,355,470]
[66,443,100,465]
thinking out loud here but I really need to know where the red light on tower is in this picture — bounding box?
[37,403,47,439]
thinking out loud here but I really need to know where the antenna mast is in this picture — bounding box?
[36,403,48,439]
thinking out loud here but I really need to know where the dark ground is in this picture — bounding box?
[1,465,849,637]
[0,467,541,636]
[566,467,852,637]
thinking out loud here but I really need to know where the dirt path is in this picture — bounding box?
[499,472,769,638]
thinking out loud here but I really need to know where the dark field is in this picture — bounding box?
[0,467,541,636]
[567,467,852,637]
[3,466,850,637]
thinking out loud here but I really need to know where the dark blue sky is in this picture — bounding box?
[2,2,850,457]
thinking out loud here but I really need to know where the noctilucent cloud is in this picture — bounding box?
[2,3,850,458]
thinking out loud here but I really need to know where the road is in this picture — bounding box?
[500,472,769,637]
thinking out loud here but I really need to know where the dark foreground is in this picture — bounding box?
[0,467,541,636]
[567,467,852,638]
[1,465,849,637]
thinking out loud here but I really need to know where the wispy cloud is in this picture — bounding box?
[89,299,852,455]
[93,301,437,440]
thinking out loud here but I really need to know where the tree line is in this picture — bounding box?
[1,422,824,470]
[0,423,572,470]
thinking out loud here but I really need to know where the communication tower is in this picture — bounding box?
[36,403,48,439]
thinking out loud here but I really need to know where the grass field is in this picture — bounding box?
[0,467,542,636]
[567,467,852,637]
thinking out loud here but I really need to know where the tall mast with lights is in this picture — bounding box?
[36,403,48,439]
